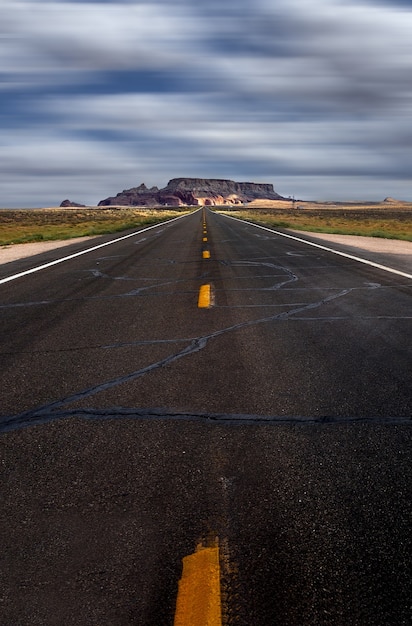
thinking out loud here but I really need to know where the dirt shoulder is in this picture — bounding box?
[287,230,412,275]
[289,230,412,255]
[0,236,98,264]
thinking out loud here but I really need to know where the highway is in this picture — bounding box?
[1,208,411,625]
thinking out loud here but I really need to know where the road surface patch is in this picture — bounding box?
[222,214,412,281]
[0,211,193,286]
[174,545,222,626]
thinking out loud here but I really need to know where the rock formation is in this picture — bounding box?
[60,199,86,207]
[98,178,285,207]
[383,197,405,204]
[97,184,160,207]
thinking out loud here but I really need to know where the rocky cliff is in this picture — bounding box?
[98,178,285,207]
[97,184,160,207]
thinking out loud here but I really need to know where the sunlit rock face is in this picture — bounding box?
[98,178,285,206]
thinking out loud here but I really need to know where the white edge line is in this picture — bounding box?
[221,213,412,281]
[0,210,198,286]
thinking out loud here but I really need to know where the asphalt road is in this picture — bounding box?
[0,209,411,625]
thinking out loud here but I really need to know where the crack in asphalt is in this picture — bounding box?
[1,272,409,311]
[4,239,407,428]
[4,309,411,356]
[229,260,298,290]
[2,288,353,425]
[1,406,409,433]
[0,277,201,309]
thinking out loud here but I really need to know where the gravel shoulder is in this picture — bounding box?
[0,236,97,264]
[287,230,412,275]
[290,230,412,255]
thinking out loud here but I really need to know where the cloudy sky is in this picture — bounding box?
[1,0,412,207]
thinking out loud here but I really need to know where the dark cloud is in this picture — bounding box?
[0,0,411,206]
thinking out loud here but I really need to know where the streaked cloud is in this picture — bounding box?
[1,0,411,206]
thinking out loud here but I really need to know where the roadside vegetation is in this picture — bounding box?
[2,203,412,247]
[217,203,412,241]
[0,207,192,246]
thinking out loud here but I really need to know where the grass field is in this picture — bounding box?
[0,207,191,246]
[2,201,412,247]
[218,200,412,241]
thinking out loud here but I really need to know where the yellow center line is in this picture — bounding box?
[201,216,209,258]
[198,284,211,308]
[174,545,222,626]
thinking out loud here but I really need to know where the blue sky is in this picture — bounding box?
[1,0,412,207]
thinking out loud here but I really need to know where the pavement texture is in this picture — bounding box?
[2,229,412,272]
[1,418,411,625]
[1,210,411,624]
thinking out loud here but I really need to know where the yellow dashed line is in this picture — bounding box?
[198,284,211,308]
[174,545,222,626]
[203,237,208,242]
[202,250,210,259]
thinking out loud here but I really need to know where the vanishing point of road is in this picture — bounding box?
[0,208,411,625]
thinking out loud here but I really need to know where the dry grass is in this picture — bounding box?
[246,199,412,211]
[2,201,412,246]
[0,207,191,246]
[218,200,412,241]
